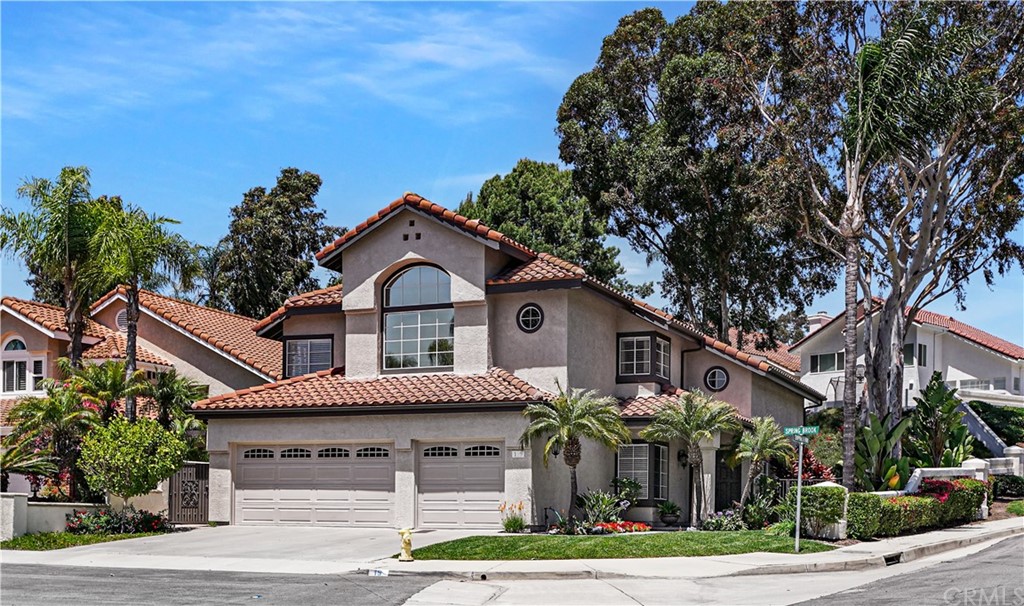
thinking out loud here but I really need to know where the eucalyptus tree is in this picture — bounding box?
[0,166,99,365]
[90,202,199,422]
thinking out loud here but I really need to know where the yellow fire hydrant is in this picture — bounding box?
[398,528,414,562]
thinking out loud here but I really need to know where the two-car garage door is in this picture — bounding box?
[235,444,395,526]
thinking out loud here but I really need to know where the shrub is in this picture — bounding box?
[808,432,843,472]
[787,484,845,536]
[700,509,747,531]
[993,475,1024,499]
[610,477,642,507]
[498,500,526,533]
[787,448,835,481]
[657,500,681,516]
[889,496,942,533]
[66,507,169,535]
[944,479,987,525]
[846,492,882,539]
[577,490,626,526]
[765,520,795,537]
[876,498,906,537]
[969,401,1024,446]
[1008,501,1024,516]
[79,417,188,502]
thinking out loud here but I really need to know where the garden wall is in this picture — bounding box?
[0,493,103,540]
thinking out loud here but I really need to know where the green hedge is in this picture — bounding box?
[787,485,846,536]
[993,475,1024,499]
[846,493,881,539]
[869,478,988,538]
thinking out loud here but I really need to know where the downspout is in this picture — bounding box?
[678,340,704,390]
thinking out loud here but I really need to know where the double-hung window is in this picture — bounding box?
[383,265,454,370]
[617,332,671,383]
[810,351,844,373]
[285,338,332,377]
[654,338,671,381]
[616,442,668,503]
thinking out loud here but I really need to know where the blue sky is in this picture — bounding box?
[2,2,1021,342]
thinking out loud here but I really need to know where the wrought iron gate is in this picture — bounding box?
[168,462,209,524]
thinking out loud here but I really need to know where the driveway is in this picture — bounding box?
[0,526,485,574]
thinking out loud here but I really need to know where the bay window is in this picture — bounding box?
[617,332,671,383]
[616,442,668,503]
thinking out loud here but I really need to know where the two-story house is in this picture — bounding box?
[192,194,823,530]
[791,304,1024,409]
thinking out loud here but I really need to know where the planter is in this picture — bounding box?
[660,513,681,527]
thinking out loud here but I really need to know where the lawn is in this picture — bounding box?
[1,532,163,551]
[1007,501,1024,517]
[411,530,834,560]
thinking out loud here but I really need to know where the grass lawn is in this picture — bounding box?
[1007,501,1024,517]
[411,530,834,560]
[1,532,164,551]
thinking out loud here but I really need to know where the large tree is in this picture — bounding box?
[217,168,342,319]
[556,8,838,348]
[459,159,648,295]
[0,166,100,366]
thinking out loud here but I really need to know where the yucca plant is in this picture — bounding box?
[520,384,631,523]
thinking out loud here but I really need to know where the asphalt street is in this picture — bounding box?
[0,564,438,606]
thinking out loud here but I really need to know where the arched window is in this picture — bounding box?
[3,339,26,351]
[382,265,454,370]
[2,336,44,394]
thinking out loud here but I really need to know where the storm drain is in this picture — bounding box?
[883,552,903,566]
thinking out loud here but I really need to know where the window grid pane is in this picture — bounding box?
[654,445,668,500]
[619,337,651,376]
[617,444,649,500]
[655,338,670,380]
[383,310,454,369]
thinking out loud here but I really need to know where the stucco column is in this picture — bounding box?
[700,446,717,518]
[395,447,415,529]
[505,445,533,525]
[961,458,991,519]
[208,452,231,524]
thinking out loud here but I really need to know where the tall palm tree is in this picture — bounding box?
[640,391,740,527]
[7,382,99,500]
[89,202,199,421]
[735,417,794,507]
[148,370,204,430]
[520,384,631,522]
[0,166,99,366]
[0,441,57,493]
[58,358,148,425]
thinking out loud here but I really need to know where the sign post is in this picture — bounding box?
[783,426,819,553]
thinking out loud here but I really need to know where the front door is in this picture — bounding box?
[714,451,742,512]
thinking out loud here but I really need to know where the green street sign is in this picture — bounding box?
[784,426,820,437]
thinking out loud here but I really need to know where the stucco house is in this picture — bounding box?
[192,193,823,530]
[791,304,1024,409]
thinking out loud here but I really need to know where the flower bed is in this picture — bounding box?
[593,521,650,533]
[66,507,170,535]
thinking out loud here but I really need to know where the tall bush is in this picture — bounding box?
[79,417,187,504]
[846,492,882,539]
[786,485,845,536]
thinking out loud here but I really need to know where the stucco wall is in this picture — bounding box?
[489,289,569,394]
[281,312,346,370]
[683,349,754,415]
[750,375,806,428]
[206,410,533,528]
[1,312,65,391]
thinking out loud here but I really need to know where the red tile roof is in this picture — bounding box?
[0,398,17,426]
[193,367,547,413]
[2,296,111,339]
[253,284,343,333]
[727,328,801,373]
[488,253,585,285]
[315,193,536,266]
[81,333,172,367]
[619,386,753,425]
[91,288,283,379]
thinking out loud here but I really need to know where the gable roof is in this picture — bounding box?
[81,333,172,367]
[192,366,547,414]
[790,299,1024,361]
[727,328,801,373]
[91,288,283,380]
[253,284,343,338]
[2,296,110,340]
[619,385,754,426]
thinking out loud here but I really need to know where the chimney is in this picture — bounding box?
[806,311,832,335]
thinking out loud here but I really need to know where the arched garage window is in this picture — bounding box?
[383,265,454,370]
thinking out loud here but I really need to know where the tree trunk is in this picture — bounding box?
[124,288,140,423]
[64,275,84,368]
[739,462,758,508]
[568,465,579,524]
[1,471,9,493]
[870,295,908,458]
[691,444,705,525]
[841,235,860,491]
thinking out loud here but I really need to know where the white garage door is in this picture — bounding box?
[235,444,394,526]
[417,442,504,528]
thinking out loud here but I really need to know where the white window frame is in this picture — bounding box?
[618,336,652,377]
[993,377,1007,391]
[903,343,917,366]
[382,266,455,371]
[917,344,928,367]
[653,444,668,501]
[1,337,45,395]
[654,338,671,380]
[617,443,650,500]
[810,351,845,374]
[285,338,332,378]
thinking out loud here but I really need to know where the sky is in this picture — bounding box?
[1,2,1021,343]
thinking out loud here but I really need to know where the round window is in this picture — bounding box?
[516,303,544,333]
[704,367,729,392]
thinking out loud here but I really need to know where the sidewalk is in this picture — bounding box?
[1,517,1020,579]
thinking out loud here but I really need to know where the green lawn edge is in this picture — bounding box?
[1007,501,1024,516]
[411,530,834,560]
[1,532,164,551]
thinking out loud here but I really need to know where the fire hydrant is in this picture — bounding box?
[398,528,414,562]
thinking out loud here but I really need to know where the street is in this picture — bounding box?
[2,536,1022,606]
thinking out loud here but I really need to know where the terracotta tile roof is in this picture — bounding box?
[727,328,801,373]
[91,288,283,379]
[2,296,110,339]
[315,193,536,266]
[619,386,753,425]
[81,333,172,367]
[193,367,547,413]
[253,284,343,333]
[488,253,585,285]
[0,398,18,426]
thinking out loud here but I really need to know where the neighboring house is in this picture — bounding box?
[193,193,823,530]
[791,304,1024,409]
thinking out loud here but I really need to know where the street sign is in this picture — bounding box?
[784,425,820,437]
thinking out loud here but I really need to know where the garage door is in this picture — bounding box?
[235,444,394,526]
[417,442,504,528]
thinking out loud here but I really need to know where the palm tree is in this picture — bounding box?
[7,382,99,500]
[58,358,148,425]
[640,391,740,527]
[0,166,100,366]
[0,441,57,493]
[170,414,208,461]
[148,370,204,430]
[735,417,794,508]
[520,384,631,522]
[89,202,199,421]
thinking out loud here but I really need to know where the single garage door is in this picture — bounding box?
[417,442,504,528]
[235,444,394,526]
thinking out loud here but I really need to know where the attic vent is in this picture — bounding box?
[115,310,128,332]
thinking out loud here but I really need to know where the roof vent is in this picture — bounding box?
[115,310,128,332]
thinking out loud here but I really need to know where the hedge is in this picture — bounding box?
[787,484,846,536]
[870,478,988,538]
[846,492,881,539]
[993,475,1024,499]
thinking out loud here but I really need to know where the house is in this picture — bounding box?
[192,193,823,529]
[791,304,1024,409]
